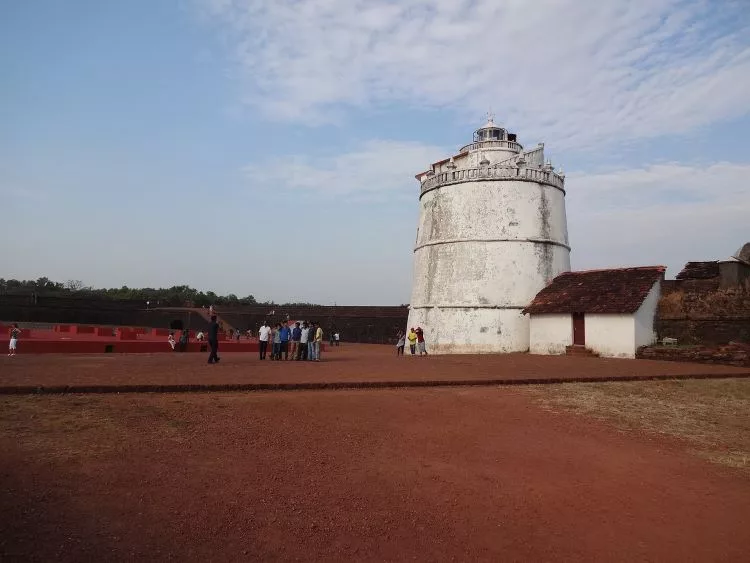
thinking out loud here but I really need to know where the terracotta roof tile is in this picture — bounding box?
[523,266,666,315]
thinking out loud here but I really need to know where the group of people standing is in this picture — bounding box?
[396,327,427,356]
[198,315,339,365]
[257,320,325,361]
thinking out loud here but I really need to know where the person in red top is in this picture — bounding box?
[415,326,427,356]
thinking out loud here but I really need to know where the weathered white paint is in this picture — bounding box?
[407,123,571,354]
[634,280,660,349]
[407,307,532,354]
[528,313,636,358]
[529,314,571,355]
[528,280,661,358]
[584,315,636,358]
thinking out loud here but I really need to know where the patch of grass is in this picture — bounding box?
[526,378,750,473]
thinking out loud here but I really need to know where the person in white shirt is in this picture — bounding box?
[8,324,21,357]
[299,322,310,360]
[334,332,340,346]
[258,321,271,360]
[168,333,176,351]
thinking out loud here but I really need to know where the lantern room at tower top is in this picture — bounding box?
[470,114,518,144]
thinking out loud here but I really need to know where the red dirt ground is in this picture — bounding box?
[0,344,747,390]
[1,388,748,562]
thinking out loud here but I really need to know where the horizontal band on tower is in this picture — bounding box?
[414,237,570,252]
[410,304,526,310]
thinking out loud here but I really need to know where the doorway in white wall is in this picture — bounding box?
[572,313,585,346]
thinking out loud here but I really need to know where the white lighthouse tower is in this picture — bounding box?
[407,115,571,354]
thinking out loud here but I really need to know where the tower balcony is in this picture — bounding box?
[420,165,565,199]
[458,139,523,153]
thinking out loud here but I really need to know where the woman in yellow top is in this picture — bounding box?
[407,328,417,355]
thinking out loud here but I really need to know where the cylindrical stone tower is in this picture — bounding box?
[407,116,571,354]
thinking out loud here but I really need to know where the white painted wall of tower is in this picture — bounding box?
[407,177,571,354]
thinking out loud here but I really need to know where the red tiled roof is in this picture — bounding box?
[523,266,666,315]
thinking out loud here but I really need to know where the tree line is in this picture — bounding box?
[0,277,318,308]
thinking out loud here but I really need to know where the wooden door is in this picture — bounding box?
[572,313,585,346]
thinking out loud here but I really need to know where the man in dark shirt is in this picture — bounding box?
[207,315,220,364]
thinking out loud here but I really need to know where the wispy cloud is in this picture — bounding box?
[243,140,446,200]
[567,162,750,275]
[203,0,750,148]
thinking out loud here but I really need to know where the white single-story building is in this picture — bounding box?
[523,266,665,358]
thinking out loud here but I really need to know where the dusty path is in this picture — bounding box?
[0,345,747,391]
[1,388,748,562]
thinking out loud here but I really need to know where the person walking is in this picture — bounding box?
[8,324,20,357]
[258,321,271,360]
[279,322,291,360]
[416,326,428,356]
[290,322,301,360]
[407,328,417,355]
[179,328,189,352]
[396,331,405,356]
[334,332,340,346]
[207,315,220,364]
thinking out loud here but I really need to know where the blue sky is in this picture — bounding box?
[2,0,749,305]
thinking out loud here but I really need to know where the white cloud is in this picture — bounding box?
[244,130,749,278]
[243,140,446,200]
[567,162,750,276]
[203,0,750,148]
